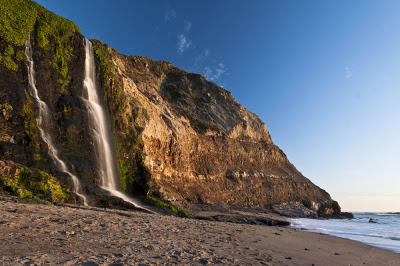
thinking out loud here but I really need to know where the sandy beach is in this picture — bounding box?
[0,197,399,265]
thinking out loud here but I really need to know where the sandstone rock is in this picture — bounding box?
[102,51,342,216]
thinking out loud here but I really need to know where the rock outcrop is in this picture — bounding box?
[0,0,342,216]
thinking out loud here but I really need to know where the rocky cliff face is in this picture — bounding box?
[0,0,340,216]
[94,46,341,216]
[0,0,96,203]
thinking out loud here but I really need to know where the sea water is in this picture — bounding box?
[289,213,400,253]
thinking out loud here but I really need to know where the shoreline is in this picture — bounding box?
[0,198,399,265]
[289,214,400,254]
[290,227,400,255]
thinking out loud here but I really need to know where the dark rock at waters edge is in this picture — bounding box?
[271,202,353,219]
[194,214,290,226]
[340,212,355,219]
[272,202,318,218]
[189,204,291,226]
[0,0,343,217]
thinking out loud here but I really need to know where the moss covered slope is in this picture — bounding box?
[0,0,80,85]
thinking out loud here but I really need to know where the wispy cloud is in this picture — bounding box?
[164,6,176,22]
[345,66,353,78]
[177,21,192,54]
[177,34,191,54]
[174,20,227,82]
[193,49,227,82]
[204,63,226,81]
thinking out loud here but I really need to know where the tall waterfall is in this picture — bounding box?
[83,38,154,213]
[25,35,88,206]
[82,38,118,189]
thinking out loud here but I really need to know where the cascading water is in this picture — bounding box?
[82,38,154,213]
[25,35,88,206]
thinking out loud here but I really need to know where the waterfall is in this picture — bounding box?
[25,35,88,206]
[83,38,154,213]
[82,38,118,189]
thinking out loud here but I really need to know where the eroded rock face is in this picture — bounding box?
[103,53,341,215]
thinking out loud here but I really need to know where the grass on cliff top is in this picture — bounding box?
[0,0,80,47]
[0,0,38,46]
[0,0,80,85]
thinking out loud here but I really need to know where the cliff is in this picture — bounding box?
[94,47,340,216]
[0,0,340,216]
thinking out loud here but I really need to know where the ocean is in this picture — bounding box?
[289,213,400,253]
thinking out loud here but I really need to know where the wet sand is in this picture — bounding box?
[0,197,399,265]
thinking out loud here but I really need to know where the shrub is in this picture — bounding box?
[15,50,26,61]
[4,45,14,56]
[0,0,38,46]
[1,56,18,71]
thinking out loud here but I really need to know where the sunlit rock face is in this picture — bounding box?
[104,51,340,216]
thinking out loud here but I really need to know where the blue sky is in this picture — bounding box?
[35,0,400,212]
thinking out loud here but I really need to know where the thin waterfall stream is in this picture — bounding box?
[25,35,88,205]
[82,38,154,213]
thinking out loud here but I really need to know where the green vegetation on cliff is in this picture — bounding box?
[35,6,81,89]
[91,40,125,109]
[0,0,80,87]
[0,167,69,203]
[0,0,38,46]
[148,196,191,218]
[22,97,41,162]
[0,51,18,71]
[0,0,37,71]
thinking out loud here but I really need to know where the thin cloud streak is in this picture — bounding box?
[177,20,192,54]
[175,20,226,82]
[177,34,191,54]
[204,63,226,81]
